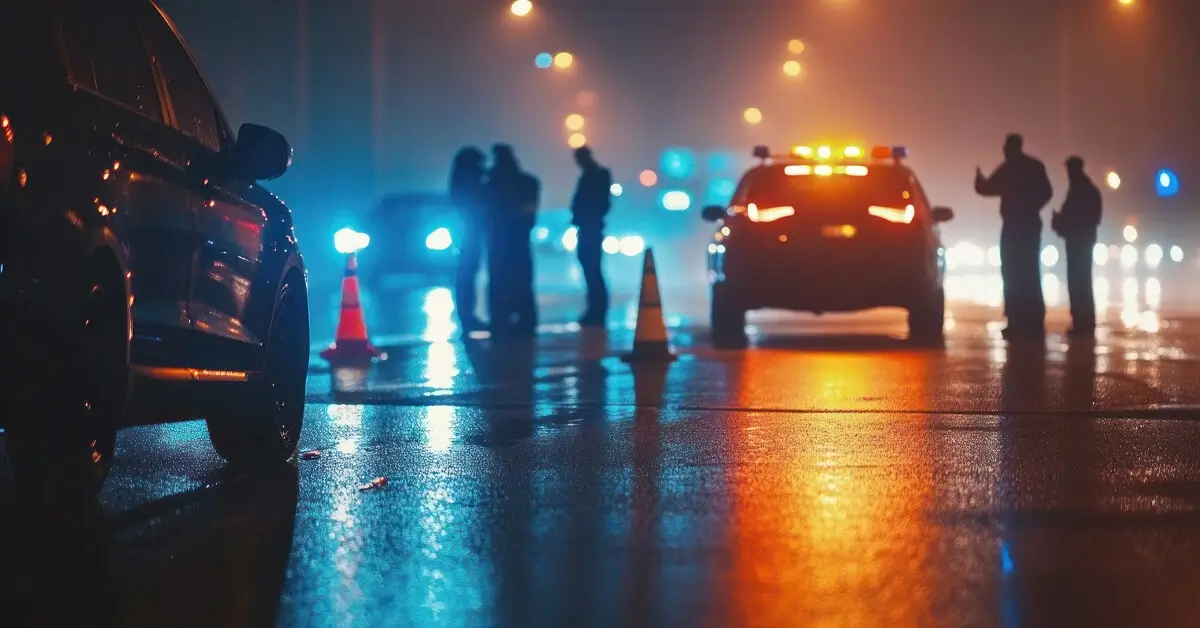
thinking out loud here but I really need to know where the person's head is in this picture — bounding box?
[573,145,595,169]
[491,143,518,171]
[1003,133,1024,160]
[452,146,485,178]
[1065,155,1085,179]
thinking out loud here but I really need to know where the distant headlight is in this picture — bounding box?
[425,227,452,251]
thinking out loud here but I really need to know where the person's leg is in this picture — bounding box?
[999,226,1016,329]
[486,229,511,333]
[577,228,607,323]
[455,223,483,328]
[1066,237,1096,332]
[513,236,537,334]
[1023,231,1046,332]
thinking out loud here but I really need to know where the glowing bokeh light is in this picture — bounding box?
[510,0,533,17]
[743,107,763,124]
[602,236,620,255]
[1123,225,1137,243]
[639,169,658,187]
[567,132,587,148]
[564,113,585,130]
[1145,243,1163,268]
[534,52,552,69]
[424,227,452,251]
[1093,242,1108,265]
[553,52,574,69]
[788,39,806,54]
[783,60,802,77]
[1040,245,1059,267]
[1155,169,1179,197]
[1170,245,1184,262]
[1105,170,1121,189]
[661,190,691,211]
[619,235,646,256]
[610,183,623,196]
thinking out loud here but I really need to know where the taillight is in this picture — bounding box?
[868,204,915,224]
[731,203,796,223]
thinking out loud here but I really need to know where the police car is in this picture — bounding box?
[701,144,954,347]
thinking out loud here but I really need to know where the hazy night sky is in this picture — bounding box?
[158,0,1198,257]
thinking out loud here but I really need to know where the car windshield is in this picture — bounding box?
[743,165,915,210]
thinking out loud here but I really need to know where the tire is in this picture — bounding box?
[6,274,126,501]
[710,282,748,349]
[908,288,946,345]
[206,276,309,466]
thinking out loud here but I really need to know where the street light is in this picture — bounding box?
[743,107,763,124]
[510,0,532,17]
[1105,170,1121,189]
[782,60,802,77]
[564,113,585,131]
[553,52,574,69]
[567,132,587,148]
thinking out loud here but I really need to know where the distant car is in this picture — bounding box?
[357,192,462,289]
[1,0,309,497]
[701,144,954,347]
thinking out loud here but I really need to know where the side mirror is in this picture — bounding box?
[932,206,954,223]
[233,123,292,181]
[701,205,727,222]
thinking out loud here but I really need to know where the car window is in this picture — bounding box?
[60,1,163,121]
[136,4,222,152]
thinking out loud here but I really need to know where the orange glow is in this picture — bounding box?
[868,204,916,224]
[510,0,532,17]
[567,132,587,148]
[792,145,813,157]
[817,146,832,158]
[843,146,862,158]
[782,60,802,77]
[553,52,574,69]
[871,146,892,159]
[814,165,833,176]
[42,132,53,145]
[844,165,868,176]
[743,107,763,124]
[639,169,658,186]
[787,39,805,54]
[747,203,795,223]
[0,115,8,128]
[821,224,857,239]
[564,113,585,130]
[784,165,812,176]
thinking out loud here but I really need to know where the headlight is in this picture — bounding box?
[425,227,452,251]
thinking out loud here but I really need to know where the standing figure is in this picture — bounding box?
[1051,156,1102,337]
[569,146,613,327]
[448,147,488,332]
[485,144,541,336]
[975,134,1054,340]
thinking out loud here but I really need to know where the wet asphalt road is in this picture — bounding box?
[5,261,1200,627]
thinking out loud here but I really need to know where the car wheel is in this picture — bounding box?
[710,282,748,349]
[206,276,309,466]
[908,288,946,345]
[6,275,126,501]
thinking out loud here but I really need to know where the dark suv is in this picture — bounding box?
[1,0,309,497]
[701,145,954,347]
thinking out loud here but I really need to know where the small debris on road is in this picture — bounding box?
[358,476,388,492]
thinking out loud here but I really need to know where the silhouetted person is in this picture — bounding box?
[975,134,1053,340]
[486,144,540,336]
[1051,156,1102,337]
[569,146,613,327]
[449,147,488,332]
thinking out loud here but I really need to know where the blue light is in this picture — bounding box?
[334,227,370,254]
[1155,168,1179,197]
[660,147,695,179]
[891,146,908,159]
[661,190,691,211]
[425,227,452,251]
[534,52,553,69]
[706,178,735,205]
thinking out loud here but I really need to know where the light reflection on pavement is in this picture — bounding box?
[5,262,1200,626]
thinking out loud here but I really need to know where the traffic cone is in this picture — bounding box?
[623,248,675,363]
[320,253,384,365]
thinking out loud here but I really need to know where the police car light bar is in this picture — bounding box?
[870,146,908,160]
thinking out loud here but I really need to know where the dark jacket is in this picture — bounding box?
[975,154,1054,225]
[570,166,612,230]
[1053,174,1102,237]
[487,167,540,231]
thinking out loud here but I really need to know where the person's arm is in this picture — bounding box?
[974,164,1005,197]
[1034,163,1054,208]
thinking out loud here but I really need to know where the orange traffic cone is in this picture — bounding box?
[623,248,675,363]
[320,253,384,365]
